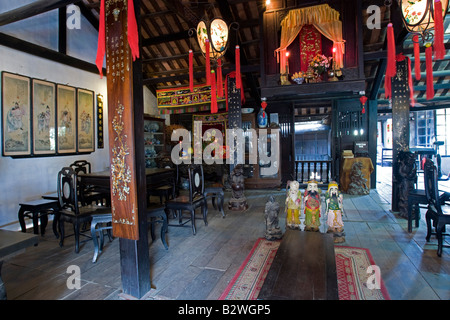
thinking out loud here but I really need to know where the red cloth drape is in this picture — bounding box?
[386,23,396,78]
[127,0,139,61]
[95,0,139,77]
[95,0,105,78]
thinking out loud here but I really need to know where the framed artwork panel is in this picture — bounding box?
[77,88,95,153]
[56,84,77,154]
[2,72,31,156]
[32,79,56,155]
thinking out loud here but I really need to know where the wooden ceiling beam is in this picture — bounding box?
[0,0,78,27]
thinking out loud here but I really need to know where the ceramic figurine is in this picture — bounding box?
[264,195,283,240]
[228,164,248,211]
[303,180,321,232]
[325,181,345,243]
[285,180,302,230]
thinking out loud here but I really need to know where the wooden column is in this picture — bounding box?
[105,0,150,298]
[391,59,411,213]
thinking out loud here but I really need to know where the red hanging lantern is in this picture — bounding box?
[360,96,368,114]
[189,49,194,92]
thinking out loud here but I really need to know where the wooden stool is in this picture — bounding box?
[18,199,59,236]
[147,204,169,250]
[204,183,225,218]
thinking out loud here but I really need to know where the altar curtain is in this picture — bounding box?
[275,4,345,74]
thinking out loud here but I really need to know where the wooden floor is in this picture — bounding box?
[2,165,450,300]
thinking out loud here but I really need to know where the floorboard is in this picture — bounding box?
[1,166,450,300]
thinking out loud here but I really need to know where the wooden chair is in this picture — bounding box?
[204,182,225,218]
[57,167,112,253]
[424,160,450,257]
[165,164,207,235]
[148,165,178,204]
[69,160,109,206]
[90,213,113,263]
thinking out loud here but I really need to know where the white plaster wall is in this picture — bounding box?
[0,45,109,230]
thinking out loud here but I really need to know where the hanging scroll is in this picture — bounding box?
[105,0,139,240]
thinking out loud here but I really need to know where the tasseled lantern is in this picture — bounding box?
[360,96,368,114]
[384,23,396,99]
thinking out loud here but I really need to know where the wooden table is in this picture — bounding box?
[79,168,175,191]
[258,230,338,300]
[0,230,39,299]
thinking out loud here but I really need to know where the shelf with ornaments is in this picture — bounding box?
[144,115,165,168]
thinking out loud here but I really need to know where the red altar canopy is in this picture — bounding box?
[275,4,345,75]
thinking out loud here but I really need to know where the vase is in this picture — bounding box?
[293,78,304,84]
[257,108,268,128]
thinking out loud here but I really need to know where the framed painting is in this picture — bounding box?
[77,88,95,153]
[32,79,56,155]
[2,72,31,156]
[56,84,77,154]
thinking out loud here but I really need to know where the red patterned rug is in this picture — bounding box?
[219,238,390,300]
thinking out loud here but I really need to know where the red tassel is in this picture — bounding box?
[95,0,105,78]
[425,44,435,100]
[211,70,217,113]
[189,50,194,92]
[384,71,392,99]
[386,23,397,78]
[407,56,415,106]
[413,35,421,80]
[235,45,241,89]
[127,0,139,61]
[217,59,223,98]
[434,0,445,60]
[205,39,211,85]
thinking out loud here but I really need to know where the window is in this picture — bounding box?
[436,108,450,156]
[414,110,434,148]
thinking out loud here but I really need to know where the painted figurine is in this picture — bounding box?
[325,181,345,243]
[264,195,283,240]
[303,180,321,232]
[285,180,302,230]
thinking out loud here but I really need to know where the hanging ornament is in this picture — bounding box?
[189,49,194,92]
[384,23,396,99]
[217,59,223,98]
[205,39,211,86]
[257,98,268,128]
[412,35,421,80]
[425,43,435,100]
[360,96,367,114]
[434,0,445,60]
[235,45,241,90]
[127,0,139,61]
[95,0,106,78]
[210,70,218,113]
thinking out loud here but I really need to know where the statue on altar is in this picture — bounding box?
[303,180,321,232]
[264,195,283,241]
[285,180,302,230]
[325,181,345,243]
[228,164,248,211]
